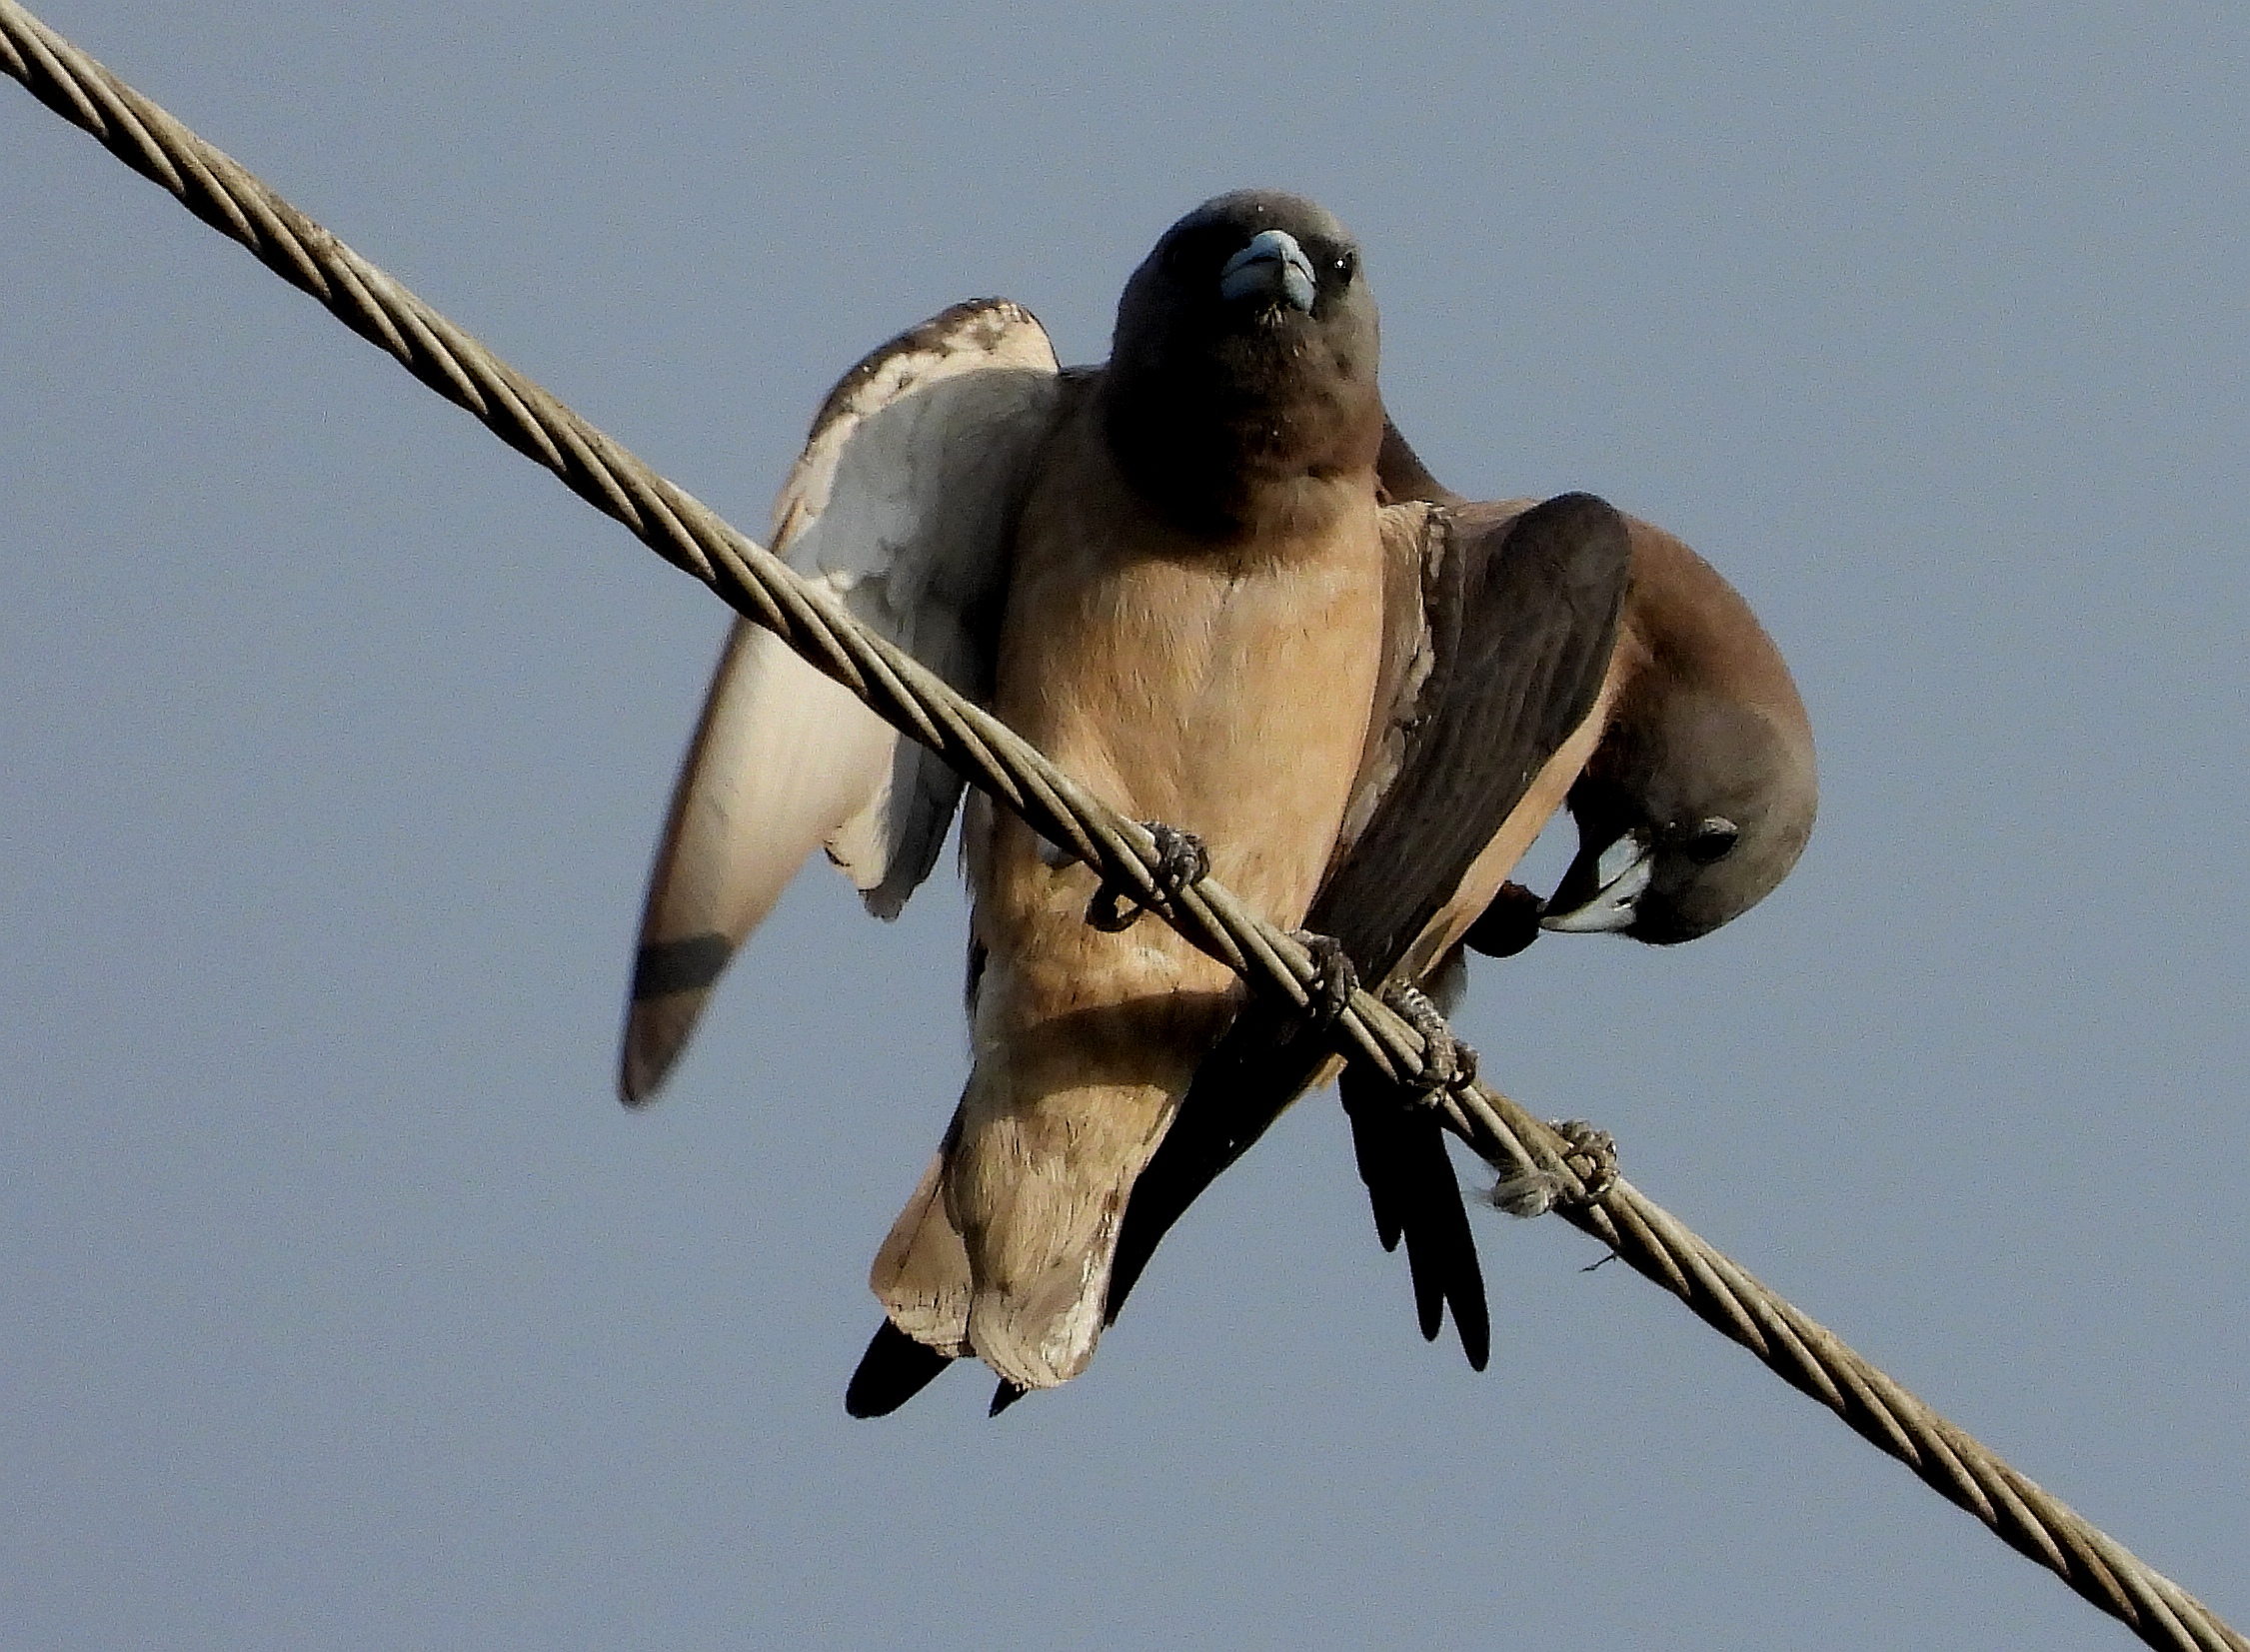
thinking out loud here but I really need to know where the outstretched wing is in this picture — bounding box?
[620,300,1063,1102]
[1105,493,1633,1365]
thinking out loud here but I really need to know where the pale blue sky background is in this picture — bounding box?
[4,4,2244,1648]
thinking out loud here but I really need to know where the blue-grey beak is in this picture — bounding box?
[1541,827,1654,933]
[1219,229,1318,313]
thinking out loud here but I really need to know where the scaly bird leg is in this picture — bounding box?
[1289,930,1359,1027]
[1380,982,1479,1095]
[1086,822,1210,933]
[1490,1118,1620,1218]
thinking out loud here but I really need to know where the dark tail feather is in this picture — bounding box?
[989,1379,1030,1417]
[1398,1118,1489,1370]
[1405,1195,1449,1344]
[1342,1067,1489,1371]
[1346,1095,1409,1253]
[844,1319,956,1418]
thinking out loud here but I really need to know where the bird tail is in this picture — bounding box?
[872,977,1227,1393]
[864,1117,1133,1393]
[869,1144,976,1357]
[948,1046,1189,1390]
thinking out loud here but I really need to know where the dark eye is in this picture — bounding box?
[1683,818,1739,864]
[1332,251,1357,285]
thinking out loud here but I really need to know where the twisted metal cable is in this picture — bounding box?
[3,7,2237,1648]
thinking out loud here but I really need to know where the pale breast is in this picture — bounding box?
[970,409,1390,1011]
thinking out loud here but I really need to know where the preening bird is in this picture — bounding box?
[1102,428,1819,1370]
[1376,423,1818,952]
[622,192,1638,1412]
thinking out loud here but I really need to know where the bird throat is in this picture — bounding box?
[1101,337,1377,542]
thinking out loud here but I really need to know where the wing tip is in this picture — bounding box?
[618,933,738,1105]
[617,1048,668,1108]
[617,1008,694,1108]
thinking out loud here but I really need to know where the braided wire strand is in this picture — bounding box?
[2,8,2237,1649]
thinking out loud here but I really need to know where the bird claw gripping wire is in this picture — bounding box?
[1549,1118,1619,1202]
[1086,822,1209,933]
[1288,930,1359,1027]
[1380,981,1479,1099]
[1489,1118,1620,1218]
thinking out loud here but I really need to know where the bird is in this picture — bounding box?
[620,191,1640,1413]
[1377,422,1818,951]
[1098,425,1819,1370]
[846,494,1638,1413]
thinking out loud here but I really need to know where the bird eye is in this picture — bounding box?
[1332,251,1357,284]
[1684,819,1739,863]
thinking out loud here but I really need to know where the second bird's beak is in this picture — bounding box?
[1541,828,1654,933]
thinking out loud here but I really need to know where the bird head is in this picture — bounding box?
[1543,689,1816,944]
[1103,191,1383,535]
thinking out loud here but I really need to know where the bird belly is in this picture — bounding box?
[947,511,1388,1387]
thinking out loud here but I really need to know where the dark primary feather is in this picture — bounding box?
[1321,494,1628,972]
[1341,1062,1487,1363]
[1106,492,1633,1365]
[1323,495,1631,1368]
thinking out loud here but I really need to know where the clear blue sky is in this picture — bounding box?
[4,3,2244,1647]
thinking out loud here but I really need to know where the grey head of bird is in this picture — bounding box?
[1102,190,1384,536]
[1543,684,1816,944]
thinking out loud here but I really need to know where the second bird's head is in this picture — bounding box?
[1543,690,1818,946]
[1104,191,1384,534]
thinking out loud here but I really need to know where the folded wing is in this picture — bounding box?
[1106,493,1635,1363]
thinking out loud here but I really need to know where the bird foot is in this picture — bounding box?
[1550,1118,1619,1201]
[1382,982,1479,1099]
[1288,929,1359,1026]
[1487,1119,1619,1218]
[1086,822,1209,933]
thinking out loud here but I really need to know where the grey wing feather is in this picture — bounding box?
[620,300,1062,1102]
